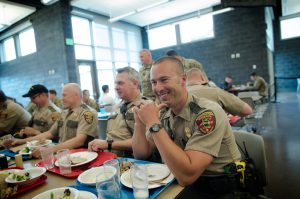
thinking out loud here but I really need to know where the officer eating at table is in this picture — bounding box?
[132,56,245,198]
[7,83,98,158]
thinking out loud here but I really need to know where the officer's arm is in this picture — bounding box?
[52,134,87,152]
[12,131,53,146]
[132,113,156,160]
[151,128,213,186]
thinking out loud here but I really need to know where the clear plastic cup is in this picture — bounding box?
[130,164,149,199]
[39,146,54,170]
[56,149,71,174]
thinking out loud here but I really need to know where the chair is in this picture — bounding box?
[233,131,268,186]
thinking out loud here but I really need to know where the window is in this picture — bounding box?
[280,16,300,40]
[112,28,126,49]
[148,24,176,50]
[3,37,16,61]
[74,45,93,60]
[179,15,214,43]
[19,28,37,56]
[72,16,91,45]
[93,24,110,47]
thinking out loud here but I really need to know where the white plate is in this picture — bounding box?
[78,191,97,199]
[5,167,46,185]
[147,164,170,181]
[77,166,116,186]
[55,151,98,167]
[32,187,78,199]
[27,139,52,148]
[120,168,174,189]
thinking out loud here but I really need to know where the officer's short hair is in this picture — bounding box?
[49,89,57,95]
[166,49,178,57]
[116,66,140,86]
[154,56,184,76]
[251,72,257,77]
[0,90,7,102]
[102,85,109,93]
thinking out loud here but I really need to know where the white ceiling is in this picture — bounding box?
[71,0,221,26]
[0,1,35,31]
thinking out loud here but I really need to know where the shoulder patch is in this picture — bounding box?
[51,112,60,122]
[195,110,216,134]
[83,111,94,124]
[48,106,56,112]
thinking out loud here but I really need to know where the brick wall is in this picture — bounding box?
[0,0,76,106]
[147,8,269,87]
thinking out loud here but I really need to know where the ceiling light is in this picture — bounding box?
[41,0,59,5]
[109,0,173,23]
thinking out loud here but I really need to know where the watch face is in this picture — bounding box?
[151,124,162,133]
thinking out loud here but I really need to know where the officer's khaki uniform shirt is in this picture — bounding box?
[106,94,146,141]
[0,100,31,135]
[49,104,98,146]
[53,98,64,109]
[32,101,61,133]
[149,94,241,173]
[85,98,99,112]
[253,76,267,97]
[187,83,246,116]
[139,64,155,101]
[182,58,208,81]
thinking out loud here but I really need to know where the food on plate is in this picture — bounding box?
[0,171,18,199]
[120,160,133,175]
[32,139,48,147]
[19,147,31,154]
[10,171,30,182]
[50,188,71,199]
[70,156,87,165]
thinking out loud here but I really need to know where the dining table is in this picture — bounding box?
[1,149,184,199]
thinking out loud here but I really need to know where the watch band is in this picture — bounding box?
[107,139,113,151]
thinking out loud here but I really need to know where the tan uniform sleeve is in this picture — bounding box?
[217,89,246,116]
[77,110,98,138]
[185,107,228,157]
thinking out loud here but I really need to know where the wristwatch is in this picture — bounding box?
[107,139,114,151]
[149,123,163,133]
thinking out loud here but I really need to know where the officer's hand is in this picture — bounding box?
[135,102,166,127]
[31,148,41,159]
[11,138,26,147]
[88,139,107,152]
[21,127,38,137]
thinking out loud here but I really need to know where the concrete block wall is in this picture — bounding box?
[0,0,76,106]
[274,20,300,91]
[148,8,269,87]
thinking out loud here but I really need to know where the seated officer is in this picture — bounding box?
[21,85,61,137]
[49,89,64,109]
[132,57,241,197]
[89,67,149,157]
[0,90,31,136]
[186,68,253,117]
[82,89,99,111]
[247,72,267,97]
[9,83,98,158]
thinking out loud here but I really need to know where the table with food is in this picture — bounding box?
[0,136,183,199]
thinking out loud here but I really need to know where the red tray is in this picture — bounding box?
[0,167,47,199]
[35,148,117,178]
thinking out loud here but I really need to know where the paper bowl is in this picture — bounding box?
[5,167,46,186]
[32,187,78,199]
[77,166,116,186]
